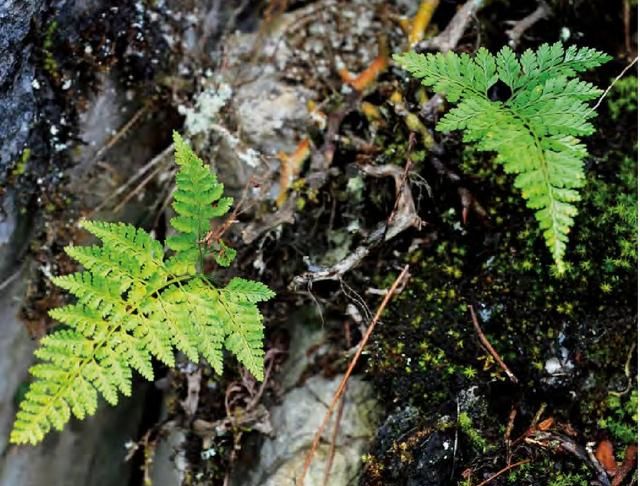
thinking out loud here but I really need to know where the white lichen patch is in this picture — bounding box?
[178,83,233,136]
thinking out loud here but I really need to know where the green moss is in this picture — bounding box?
[10,148,31,177]
[598,390,638,445]
[458,412,488,452]
[607,75,637,121]
[42,21,59,77]
[507,459,590,485]
[368,107,636,483]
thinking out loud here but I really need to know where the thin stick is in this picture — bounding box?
[474,459,530,486]
[296,265,411,486]
[89,144,173,216]
[91,106,148,164]
[0,267,22,293]
[112,162,166,214]
[468,305,518,384]
[592,56,638,111]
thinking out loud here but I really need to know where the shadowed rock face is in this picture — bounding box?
[0,0,43,180]
[0,2,157,484]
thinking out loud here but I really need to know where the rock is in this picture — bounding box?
[0,192,34,280]
[0,0,43,179]
[0,265,36,456]
[364,388,490,485]
[407,431,453,486]
[233,76,314,156]
[0,391,146,486]
[150,428,187,486]
[277,314,328,391]
[0,7,165,485]
[234,375,379,486]
[0,245,147,485]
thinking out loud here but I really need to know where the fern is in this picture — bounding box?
[10,132,274,445]
[394,43,611,271]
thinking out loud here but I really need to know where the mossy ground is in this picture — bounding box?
[361,61,637,486]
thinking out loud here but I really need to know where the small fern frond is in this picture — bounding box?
[223,277,276,303]
[11,133,274,445]
[212,278,268,381]
[168,131,234,271]
[394,42,610,270]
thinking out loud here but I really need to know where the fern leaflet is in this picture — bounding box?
[394,43,610,270]
[11,132,274,445]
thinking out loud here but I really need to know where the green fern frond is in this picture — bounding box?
[168,132,234,271]
[11,132,274,445]
[394,43,610,270]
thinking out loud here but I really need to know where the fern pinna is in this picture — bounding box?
[11,132,274,445]
[394,43,610,271]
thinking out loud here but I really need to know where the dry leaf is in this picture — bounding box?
[595,439,618,476]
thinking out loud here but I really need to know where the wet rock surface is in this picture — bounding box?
[0,0,43,179]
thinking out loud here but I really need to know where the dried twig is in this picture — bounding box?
[429,156,488,224]
[290,164,423,287]
[361,163,424,240]
[612,444,638,486]
[180,369,202,417]
[592,56,638,112]
[88,144,174,216]
[609,342,636,397]
[307,92,362,189]
[296,265,411,486]
[0,267,22,293]
[242,195,296,244]
[505,1,551,48]
[474,459,530,486]
[468,305,518,383]
[90,106,149,164]
[418,0,486,53]
[504,406,517,462]
[623,0,633,59]
[112,161,166,214]
[524,431,611,486]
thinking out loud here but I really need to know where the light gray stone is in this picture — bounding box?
[235,375,379,486]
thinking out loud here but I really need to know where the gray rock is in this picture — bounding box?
[0,392,146,486]
[235,375,379,486]
[0,254,146,486]
[0,0,43,178]
[0,264,36,456]
[150,428,187,486]
[278,316,327,391]
[233,76,314,156]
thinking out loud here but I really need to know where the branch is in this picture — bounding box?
[418,0,486,52]
[505,1,551,48]
[290,163,423,287]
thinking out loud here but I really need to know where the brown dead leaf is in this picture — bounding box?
[612,444,638,486]
[537,417,555,431]
[595,439,618,476]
